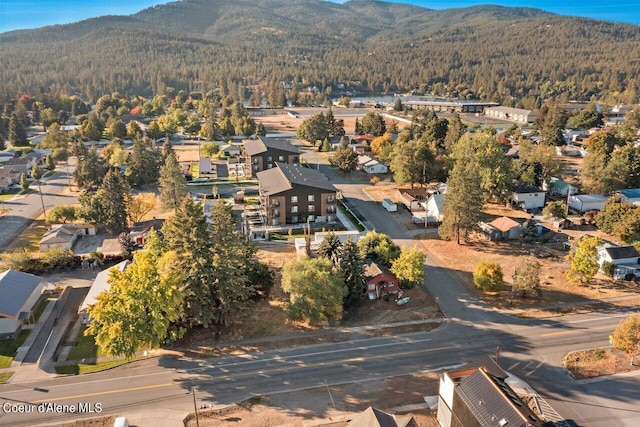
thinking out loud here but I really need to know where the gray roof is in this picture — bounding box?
[513,182,543,194]
[457,368,542,427]
[0,270,44,318]
[604,245,640,260]
[79,260,131,313]
[257,163,336,195]
[243,136,301,157]
[348,406,414,427]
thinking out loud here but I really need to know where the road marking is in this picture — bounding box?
[540,325,614,337]
[33,382,174,403]
[562,310,640,324]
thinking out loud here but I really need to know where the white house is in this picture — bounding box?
[294,230,362,254]
[598,244,640,268]
[219,144,242,157]
[39,223,96,252]
[511,183,545,211]
[0,270,46,339]
[484,106,538,124]
[568,194,609,214]
[357,155,388,174]
[79,260,131,323]
[424,193,444,222]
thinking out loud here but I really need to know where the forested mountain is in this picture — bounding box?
[2,0,640,104]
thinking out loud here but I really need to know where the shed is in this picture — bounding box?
[425,194,444,222]
[398,192,421,211]
[0,270,46,339]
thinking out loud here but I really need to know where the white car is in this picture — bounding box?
[395,296,411,306]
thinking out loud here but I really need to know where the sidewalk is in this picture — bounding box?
[501,293,640,316]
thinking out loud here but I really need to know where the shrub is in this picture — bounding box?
[611,314,640,355]
[40,247,75,271]
[1,249,42,274]
[473,261,504,291]
[601,261,616,278]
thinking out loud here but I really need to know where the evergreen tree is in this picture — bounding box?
[45,154,56,171]
[147,120,163,141]
[19,173,29,191]
[163,196,218,327]
[100,169,131,234]
[339,238,364,305]
[74,145,107,189]
[439,159,484,244]
[30,164,42,181]
[127,138,162,186]
[318,232,341,266]
[9,113,28,146]
[159,152,187,210]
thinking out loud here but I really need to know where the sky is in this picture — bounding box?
[1,0,639,33]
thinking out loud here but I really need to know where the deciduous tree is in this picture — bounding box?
[473,261,504,291]
[86,233,188,358]
[329,146,358,173]
[512,258,542,299]
[46,205,79,224]
[127,193,157,224]
[281,257,347,325]
[391,247,426,289]
[565,236,602,284]
[611,314,640,356]
[357,231,401,267]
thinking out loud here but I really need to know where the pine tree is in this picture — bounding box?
[163,196,218,327]
[9,113,28,147]
[19,173,30,191]
[339,238,364,305]
[45,154,56,171]
[318,232,341,266]
[159,152,187,210]
[100,169,131,235]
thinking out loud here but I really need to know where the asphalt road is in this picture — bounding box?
[1,149,639,426]
[0,160,77,250]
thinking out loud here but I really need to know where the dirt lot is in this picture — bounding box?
[564,348,640,380]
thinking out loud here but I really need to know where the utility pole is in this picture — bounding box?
[192,388,200,427]
[38,181,47,218]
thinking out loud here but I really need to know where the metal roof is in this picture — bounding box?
[79,260,131,313]
[243,136,301,157]
[0,270,44,318]
[604,245,640,260]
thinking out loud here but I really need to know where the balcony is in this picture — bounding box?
[327,206,336,213]
[327,197,336,203]
[271,201,280,207]
[272,210,280,217]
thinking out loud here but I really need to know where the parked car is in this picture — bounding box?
[395,296,411,306]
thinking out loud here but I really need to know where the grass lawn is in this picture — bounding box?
[56,359,134,375]
[0,188,24,201]
[67,324,106,361]
[4,219,48,252]
[32,297,51,324]
[0,331,29,369]
[0,372,14,383]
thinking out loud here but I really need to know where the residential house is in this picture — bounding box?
[0,176,12,193]
[0,166,22,187]
[486,216,523,240]
[598,244,640,269]
[257,162,338,226]
[364,261,399,300]
[438,357,545,427]
[567,194,609,214]
[129,218,165,247]
[346,406,416,427]
[0,270,46,339]
[357,155,388,174]
[79,260,131,323]
[424,193,444,223]
[542,177,578,197]
[618,188,640,204]
[219,143,242,157]
[511,183,545,211]
[484,106,538,124]
[243,136,301,178]
[39,223,96,252]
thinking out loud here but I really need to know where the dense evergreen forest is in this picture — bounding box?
[2,0,640,105]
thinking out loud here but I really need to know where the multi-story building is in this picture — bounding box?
[257,162,337,226]
[243,136,302,177]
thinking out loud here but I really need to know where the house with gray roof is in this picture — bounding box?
[257,162,337,226]
[79,260,131,323]
[484,106,538,124]
[0,270,46,339]
[438,357,545,427]
[243,136,301,177]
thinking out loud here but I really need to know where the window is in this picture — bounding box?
[308,215,315,222]
[291,216,299,223]
[293,156,299,163]
[327,215,334,222]
[291,196,298,203]
[308,194,315,202]
[308,204,315,212]
[278,156,285,162]
[267,164,273,169]
[267,156,272,162]
[291,206,298,213]
[253,158,259,164]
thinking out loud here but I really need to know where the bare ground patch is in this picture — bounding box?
[564,348,640,380]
